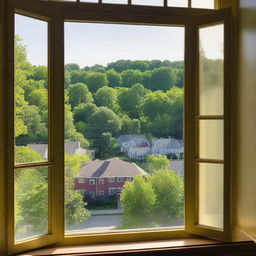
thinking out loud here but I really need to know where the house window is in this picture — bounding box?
[109,188,116,195]
[99,179,104,184]
[98,190,105,196]
[117,177,123,182]
[108,177,115,183]
[78,178,85,184]
[5,0,231,254]
[89,179,95,185]
[127,177,133,182]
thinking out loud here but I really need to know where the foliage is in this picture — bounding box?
[94,86,117,110]
[106,69,122,87]
[85,72,108,92]
[145,155,169,173]
[73,103,98,123]
[121,69,143,88]
[15,146,43,164]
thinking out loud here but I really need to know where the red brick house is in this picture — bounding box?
[75,158,148,198]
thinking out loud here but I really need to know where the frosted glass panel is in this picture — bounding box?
[199,120,224,160]
[192,0,214,9]
[199,163,223,229]
[199,24,224,115]
[168,0,188,7]
[132,0,163,6]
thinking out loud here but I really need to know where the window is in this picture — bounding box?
[99,190,105,195]
[99,178,104,184]
[78,178,85,184]
[108,177,115,183]
[89,179,95,185]
[3,0,231,254]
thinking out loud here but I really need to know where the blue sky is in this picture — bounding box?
[15,3,221,68]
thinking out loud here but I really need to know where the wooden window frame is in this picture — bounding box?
[1,0,231,254]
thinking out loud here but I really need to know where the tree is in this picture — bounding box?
[150,169,184,221]
[15,146,43,163]
[120,175,156,228]
[69,70,88,84]
[73,103,98,123]
[64,154,91,228]
[85,72,108,93]
[130,60,149,72]
[65,63,80,71]
[145,155,169,173]
[118,83,148,118]
[28,88,48,110]
[106,69,122,87]
[87,107,122,138]
[121,70,143,88]
[94,86,117,110]
[149,67,177,91]
[92,132,120,157]
[68,83,93,109]
[28,65,48,88]
[121,117,140,134]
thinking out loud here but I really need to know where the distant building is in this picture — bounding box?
[28,141,95,159]
[151,138,183,156]
[128,146,151,160]
[169,160,184,177]
[117,135,150,153]
[75,158,148,198]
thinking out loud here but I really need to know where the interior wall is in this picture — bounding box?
[233,0,256,241]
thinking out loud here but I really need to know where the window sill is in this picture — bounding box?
[17,239,256,256]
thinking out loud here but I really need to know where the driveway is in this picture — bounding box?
[66,214,122,233]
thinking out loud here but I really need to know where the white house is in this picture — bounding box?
[117,135,150,153]
[128,146,151,160]
[151,138,183,156]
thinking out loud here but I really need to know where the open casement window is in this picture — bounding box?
[185,9,231,241]
[7,0,64,254]
[6,0,231,254]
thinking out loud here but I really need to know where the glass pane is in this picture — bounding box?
[192,0,214,9]
[199,24,224,115]
[168,0,188,7]
[80,0,99,2]
[15,14,48,164]
[199,163,223,229]
[15,167,48,241]
[65,22,185,233]
[132,0,163,6]
[103,0,127,3]
[199,120,224,160]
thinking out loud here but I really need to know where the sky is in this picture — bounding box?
[14,0,221,68]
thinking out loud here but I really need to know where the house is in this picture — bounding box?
[151,138,183,157]
[117,135,150,152]
[28,141,95,159]
[128,146,151,160]
[75,158,148,198]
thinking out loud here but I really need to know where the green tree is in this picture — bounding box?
[149,67,177,91]
[121,117,140,134]
[68,83,93,109]
[120,175,156,228]
[145,155,169,173]
[85,72,108,93]
[87,107,122,137]
[150,169,184,221]
[146,114,172,137]
[106,69,122,87]
[15,146,43,164]
[65,63,80,71]
[28,65,48,88]
[94,86,117,110]
[121,69,143,88]
[69,70,88,84]
[73,103,98,123]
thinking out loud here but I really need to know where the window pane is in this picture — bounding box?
[15,14,48,164]
[15,167,48,241]
[103,0,127,4]
[168,0,188,7]
[199,163,223,229]
[80,0,99,2]
[65,22,184,233]
[132,0,163,6]
[192,0,214,9]
[199,120,224,160]
[199,24,224,116]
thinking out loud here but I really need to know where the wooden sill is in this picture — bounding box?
[17,239,256,256]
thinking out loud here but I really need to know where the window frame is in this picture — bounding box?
[4,0,231,254]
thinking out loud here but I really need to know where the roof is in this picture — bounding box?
[78,158,148,178]
[27,144,48,156]
[118,134,148,144]
[152,138,181,150]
